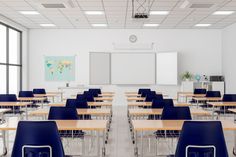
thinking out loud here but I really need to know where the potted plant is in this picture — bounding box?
[181,71,193,81]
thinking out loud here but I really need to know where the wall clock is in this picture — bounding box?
[129,34,137,43]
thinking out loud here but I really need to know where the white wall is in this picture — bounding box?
[222,23,236,93]
[28,29,222,103]
[0,15,28,90]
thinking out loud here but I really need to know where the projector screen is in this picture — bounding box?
[156,52,178,85]
[111,53,156,84]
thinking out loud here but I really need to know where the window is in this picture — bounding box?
[0,22,22,94]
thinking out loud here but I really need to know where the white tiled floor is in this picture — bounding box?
[1,106,236,157]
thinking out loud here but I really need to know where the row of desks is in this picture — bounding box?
[0,117,108,156]
[125,91,236,157]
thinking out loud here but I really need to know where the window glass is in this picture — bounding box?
[0,24,7,63]
[0,65,7,94]
[9,66,21,94]
[9,28,21,64]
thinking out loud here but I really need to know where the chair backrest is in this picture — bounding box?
[223,94,236,102]
[194,88,207,94]
[0,94,17,102]
[206,91,221,98]
[66,99,77,108]
[66,99,88,109]
[19,91,34,97]
[163,99,174,108]
[12,121,65,157]
[76,94,86,101]
[155,94,163,101]
[145,92,157,102]
[33,88,46,94]
[48,107,78,120]
[138,88,151,94]
[152,97,165,108]
[175,121,228,157]
[83,92,94,102]
[161,106,192,120]
[89,88,101,94]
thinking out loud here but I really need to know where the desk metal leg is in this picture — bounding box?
[1,130,7,156]
[25,106,28,120]
[134,131,138,157]
[97,131,100,157]
[141,131,143,157]
[41,100,43,108]
[212,106,215,119]
[234,131,236,156]
[102,130,106,157]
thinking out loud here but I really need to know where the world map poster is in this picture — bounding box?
[45,56,75,81]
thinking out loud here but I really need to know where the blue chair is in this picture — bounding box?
[194,88,207,94]
[145,91,157,102]
[76,94,86,101]
[154,107,192,153]
[155,106,192,137]
[66,99,91,119]
[155,94,163,101]
[12,121,66,157]
[216,94,236,115]
[66,99,88,109]
[171,121,228,157]
[0,94,22,114]
[138,88,151,94]
[148,96,165,119]
[163,99,174,108]
[19,91,40,108]
[83,92,95,102]
[206,91,221,98]
[200,91,221,108]
[151,97,165,109]
[19,91,34,97]
[33,88,46,94]
[48,107,85,138]
[223,94,236,102]
[33,88,50,103]
[89,88,101,94]
[161,106,192,120]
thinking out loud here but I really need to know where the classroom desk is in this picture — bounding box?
[177,92,206,102]
[46,91,64,101]
[126,94,142,97]
[192,97,222,108]
[0,109,11,122]
[0,102,32,120]
[127,97,145,102]
[127,102,191,108]
[94,97,113,102]
[207,102,236,118]
[29,108,112,120]
[0,117,108,157]
[49,102,113,108]
[228,109,236,121]
[34,93,60,103]
[128,108,211,119]
[125,93,168,98]
[18,97,47,108]
[98,93,114,97]
[131,119,236,157]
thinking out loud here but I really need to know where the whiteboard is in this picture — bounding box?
[111,53,156,84]
[156,52,178,85]
[90,52,110,85]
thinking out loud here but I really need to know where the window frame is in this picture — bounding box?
[0,21,22,94]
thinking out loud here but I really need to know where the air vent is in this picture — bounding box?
[42,3,66,8]
[189,3,214,8]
